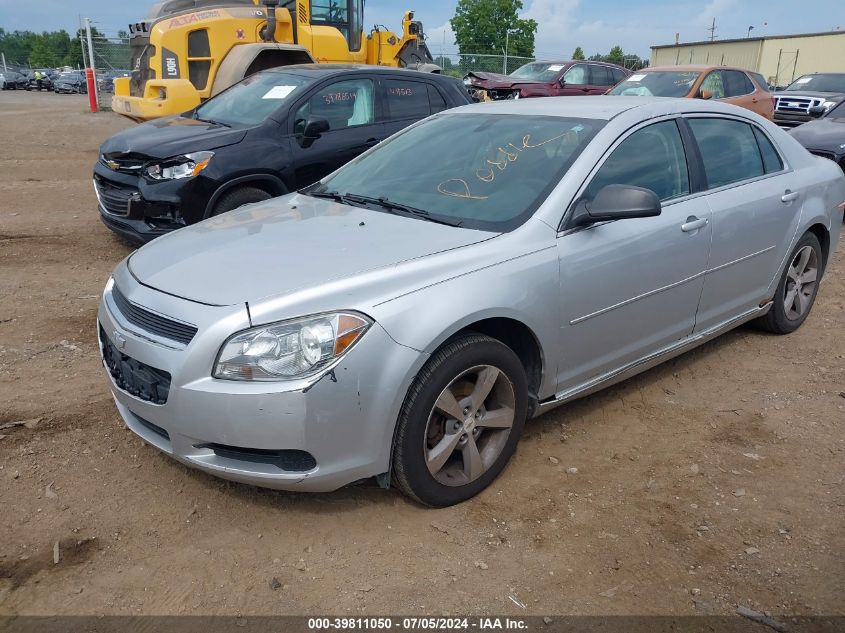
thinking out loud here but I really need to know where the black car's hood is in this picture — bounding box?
[99,116,247,160]
[788,117,845,153]
[773,90,845,100]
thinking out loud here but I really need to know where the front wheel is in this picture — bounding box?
[755,232,823,334]
[392,334,528,507]
[210,186,273,217]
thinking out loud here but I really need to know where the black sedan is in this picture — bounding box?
[1,71,28,90]
[54,73,88,94]
[26,72,55,91]
[789,100,845,172]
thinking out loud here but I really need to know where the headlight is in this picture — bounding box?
[821,100,838,112]
[145,151,213,181]
[462,76,472,86]
[213,312,371,381]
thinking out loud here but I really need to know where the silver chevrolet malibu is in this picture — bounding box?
[98,97,845,506]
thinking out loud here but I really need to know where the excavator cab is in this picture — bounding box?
[310,0,364,51]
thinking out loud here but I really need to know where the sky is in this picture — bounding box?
[0,0,842,59]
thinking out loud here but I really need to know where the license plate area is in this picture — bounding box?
[99,325,172,404]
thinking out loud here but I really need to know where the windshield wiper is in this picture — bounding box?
[303,189,345,203]
[193,112,230,127]
[343,194,464,227]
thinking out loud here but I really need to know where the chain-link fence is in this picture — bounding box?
[435,53,648,79]
[89,34,131,109]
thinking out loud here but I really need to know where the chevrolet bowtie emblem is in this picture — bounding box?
[113,331,127,350]
[105,159,120,170]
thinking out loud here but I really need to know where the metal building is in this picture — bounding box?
[650,31,845,88]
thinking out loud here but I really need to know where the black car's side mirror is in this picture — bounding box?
[299,116,331,148]
[808,105,827,118]
[570,184,662,228]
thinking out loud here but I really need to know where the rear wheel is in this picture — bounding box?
[392,334,528,507]
[755,232,822,334]
[210,186,273,217]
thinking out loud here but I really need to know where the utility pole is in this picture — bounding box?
[503,30,510,74]
[707,18,717,41]
[85,17,99,110]
[1,53,7,73]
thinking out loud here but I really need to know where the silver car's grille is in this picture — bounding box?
[94,177,139,217]
[111,285,198,345]
[774,95,824,114]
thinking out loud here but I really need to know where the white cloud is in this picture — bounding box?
[521,0,581,58]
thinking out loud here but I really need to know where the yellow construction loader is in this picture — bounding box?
[113,0,439,121]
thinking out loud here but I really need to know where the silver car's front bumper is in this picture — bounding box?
[97,264,422,493]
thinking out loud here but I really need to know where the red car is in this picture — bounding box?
[464,60,631,101]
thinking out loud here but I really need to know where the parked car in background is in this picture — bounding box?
[609,65,774,119]
[95,65,472,244]
[54,72,88,94]
[464,60,630,101]
[26,71,55,91]
[98,70,131,94]
[789,100,845,172]
[772,73,845,128]
[97,96,844,506]
[0,71,28,90]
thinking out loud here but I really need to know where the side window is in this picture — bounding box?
[589,65,612,86]
[294,78,374,134]
[611,68,627,84]
[385,80,431,120]
[689,118,765,188]
[753,127,784,174]
[187,29,211,90]
[750,72,770,91]
[584,120,690,202]
[700,71,725,99]
[563,64,589,86]
[723,70,755,97]
[427,84,448,113]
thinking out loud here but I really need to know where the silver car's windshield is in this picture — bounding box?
[194,71,311,127]
[310,113,604,231]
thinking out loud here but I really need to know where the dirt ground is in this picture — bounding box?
[0,91,843,618]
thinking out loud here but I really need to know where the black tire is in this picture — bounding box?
[755,232,823,334]
[392,334,528,507]
[210,186,273,217]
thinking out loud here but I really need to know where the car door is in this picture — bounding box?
[685,116,800,332]
[555,119,713,389]
[560,64,594,96]
[722,69,766,116]
[381,77,439,137]
[587,65,617,94]
[288,76,384,188]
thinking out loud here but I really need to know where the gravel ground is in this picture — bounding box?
[0,91,843,617]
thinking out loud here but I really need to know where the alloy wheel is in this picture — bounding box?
[783,245,818,321]
[423,365,515,487]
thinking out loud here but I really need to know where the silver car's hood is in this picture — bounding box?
[128,193,493,306]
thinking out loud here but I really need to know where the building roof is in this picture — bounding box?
[652,30,845,50]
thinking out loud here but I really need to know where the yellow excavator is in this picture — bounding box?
[113,0,438,121]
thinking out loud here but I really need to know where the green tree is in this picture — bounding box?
[607,45,625,64]
[450,0,538,58]
[572,46,585,60]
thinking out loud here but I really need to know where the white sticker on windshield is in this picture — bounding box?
[795,76,812,84]
[262,85,297,100]
[628,73,647,82]
[548,64,564,72]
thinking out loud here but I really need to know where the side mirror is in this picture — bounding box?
[697,89,713,100]
[571,184,662,227]
[808,105,827,118]
[299,116,330,148]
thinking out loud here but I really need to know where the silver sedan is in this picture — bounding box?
[98,97,845,506]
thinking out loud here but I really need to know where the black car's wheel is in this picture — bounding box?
[210,186,273,217]
[392,334,528,507]
[755,232,823,335]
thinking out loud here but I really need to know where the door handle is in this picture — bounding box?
[681,216,709,232]
[781,190,800,203]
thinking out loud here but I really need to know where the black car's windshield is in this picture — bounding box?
[609,71,700,97]
[309,113,603,232]
[785,74,845,93]
[510,62,566,81]
[194,71,312,127]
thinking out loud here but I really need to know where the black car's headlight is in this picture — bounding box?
[213,312,371,381]
[145,151,213,181]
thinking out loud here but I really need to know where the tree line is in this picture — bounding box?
[0,27,129,70]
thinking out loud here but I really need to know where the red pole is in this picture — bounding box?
[85,68,98,113]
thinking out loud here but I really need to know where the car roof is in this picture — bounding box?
[643,65,753,73]
[263,64,456,82]
[449,95,753,120]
